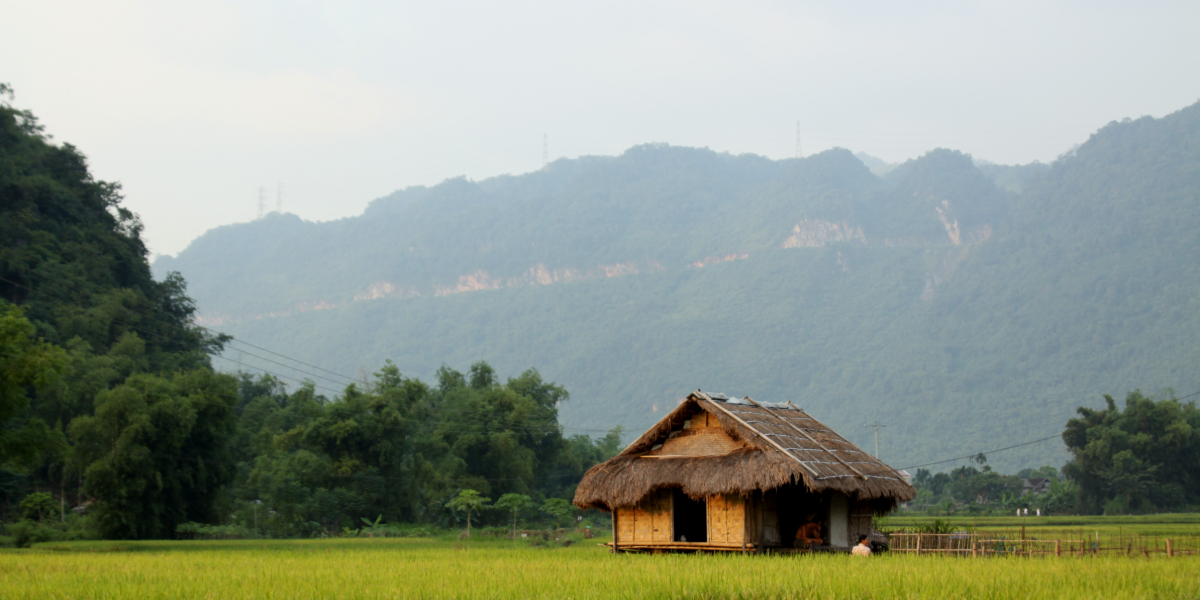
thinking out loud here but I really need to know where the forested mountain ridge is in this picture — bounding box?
[157,102,1200,471]
[157,145,1005,323]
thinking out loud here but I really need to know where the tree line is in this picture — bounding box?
[3,297,621,542]
[909,390,1200,516]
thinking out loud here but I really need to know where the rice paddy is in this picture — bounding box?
[3,534,1198,600]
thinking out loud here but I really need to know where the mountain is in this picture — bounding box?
[155,102,1200,472]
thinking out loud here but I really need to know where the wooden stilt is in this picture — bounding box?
[612,509,619,554]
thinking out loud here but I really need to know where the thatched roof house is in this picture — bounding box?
[574,391,915,553]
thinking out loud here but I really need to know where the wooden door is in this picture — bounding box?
[620,489,673,543]
[707,494,745,545]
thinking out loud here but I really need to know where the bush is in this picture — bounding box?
[9,520,59,547]
[2,512,95,547]
[175,522,257,540]
[19,493,58,522]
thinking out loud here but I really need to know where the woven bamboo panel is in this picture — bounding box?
[623,489,672,543]
[707,494,744,544]
[658,429,745,456]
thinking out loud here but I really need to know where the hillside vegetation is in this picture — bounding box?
[156,102,1200,471]
[2,87,615,541]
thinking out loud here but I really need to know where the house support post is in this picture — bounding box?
[612,509,618,554]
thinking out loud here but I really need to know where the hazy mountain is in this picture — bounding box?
[854,151,899,177]
[155,102,1200,472]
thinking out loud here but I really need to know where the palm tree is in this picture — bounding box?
[445,490,491,538]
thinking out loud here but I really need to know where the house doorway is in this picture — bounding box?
[673,489,707,542]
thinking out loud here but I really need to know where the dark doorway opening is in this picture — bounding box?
[777,483,827,548]
[673,489,707,542]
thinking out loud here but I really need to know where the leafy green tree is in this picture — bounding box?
[445,490,490,538]
[68,370,238,538]
[541,497,573,530]
[0,304,67,472]
[1063,390,1200,514]
[494,493,533,538]
[19,491,57,521]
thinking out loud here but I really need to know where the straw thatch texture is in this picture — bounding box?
[574,391,916,511]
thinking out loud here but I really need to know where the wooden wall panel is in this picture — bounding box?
[622,489,673,544]
[651,489,672,542]
[617,507,635,543]
[849,497,874,544]
[707,494,745,545]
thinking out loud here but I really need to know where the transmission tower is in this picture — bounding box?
[276,181,283,213]
[795,120,802,159]
[257,187,267,220]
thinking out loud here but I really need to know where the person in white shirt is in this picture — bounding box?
[852,534,871,556]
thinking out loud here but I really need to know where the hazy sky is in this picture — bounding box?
[3,1,1198,256]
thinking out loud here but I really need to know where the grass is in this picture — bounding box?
[2,535,1198,599]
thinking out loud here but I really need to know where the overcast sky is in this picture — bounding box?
[3,1,1198,256]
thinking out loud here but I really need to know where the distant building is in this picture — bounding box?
[1023,478,1051,494]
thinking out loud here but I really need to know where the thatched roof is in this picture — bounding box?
[574,391,915,510]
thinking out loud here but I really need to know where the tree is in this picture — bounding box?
[494,493,533,538]
[541,497,573,530]
[445,490,490,538]
[19,491,57,521]
[0,304,67,471]
[68,370,238,538]
[1062,390,1200,514]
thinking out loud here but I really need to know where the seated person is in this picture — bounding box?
[852,534,872,556]
[794,513,824,549]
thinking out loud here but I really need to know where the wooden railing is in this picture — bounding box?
[887,533,1200,557]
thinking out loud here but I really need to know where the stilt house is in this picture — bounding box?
[573,391,916,553]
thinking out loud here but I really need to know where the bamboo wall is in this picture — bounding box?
[612,487,869,552]
[614,490,747,549]
[617,488,672,544]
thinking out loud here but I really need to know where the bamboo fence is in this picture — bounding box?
[887,532,1200,558]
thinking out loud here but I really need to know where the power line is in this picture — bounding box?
[893,434,1062,473]
[0,274,361,384]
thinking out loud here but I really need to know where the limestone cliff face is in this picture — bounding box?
[935,200,994,246]
[780,219,867,248]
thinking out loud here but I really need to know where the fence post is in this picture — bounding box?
[1166,539,1173,558]
[916,534,922,557]
[972,541,977,558]
[1055,540,1060,557]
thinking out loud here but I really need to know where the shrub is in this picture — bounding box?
[19,493,58,522]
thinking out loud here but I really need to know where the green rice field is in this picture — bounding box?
[2,534,1198,600]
